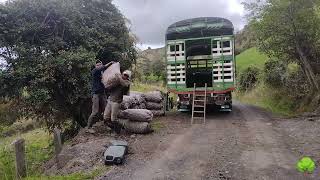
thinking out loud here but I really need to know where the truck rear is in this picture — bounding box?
[165,17,235,111]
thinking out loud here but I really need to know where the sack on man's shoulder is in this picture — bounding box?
[102,62,121,89]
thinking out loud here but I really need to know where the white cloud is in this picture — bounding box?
[227,0,245,16]
[136,43,163,51]
[113,0,246,46]
[0,0,247,47]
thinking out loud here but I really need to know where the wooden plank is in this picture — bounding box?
[54,128,63,169]
[13,138,27,178]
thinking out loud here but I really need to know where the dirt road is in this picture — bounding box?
[98,102,319,180]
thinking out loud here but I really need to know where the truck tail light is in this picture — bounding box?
[179,94,190,102]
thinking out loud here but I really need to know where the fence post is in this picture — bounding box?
[53,128,62,169]
[13,138,27,178]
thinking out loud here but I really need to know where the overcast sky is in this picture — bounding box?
[0,0,246,49]
[113,0,246,49]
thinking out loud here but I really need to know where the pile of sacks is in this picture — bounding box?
[120,94,147,110]
[118,91,165,134]
[102,63,165,134]
[144,91,165,116]
[118,109,153,134]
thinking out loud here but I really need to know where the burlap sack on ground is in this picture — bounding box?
[138,103,146,109]
[121,109,153,122]
[151,110,165,117]
[102,62,121,89]
[130,91,143,96]
[133,94,146,105]
[118,110,125,119]
[146,102,163,110]
[120,96,135,110]
[144,91,163,103]
[118,119,153,134]
[133,95,146,109]
[120,94,146,110]
[129,104,143,110]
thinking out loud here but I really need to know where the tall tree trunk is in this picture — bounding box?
[296,45,320,92]
[287,2,319,92]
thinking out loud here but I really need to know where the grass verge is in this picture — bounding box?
[131,82,165,93]
[0,129,53,180]
[25,166,110,180]
[235,83,297,117]
[0,128,111,180]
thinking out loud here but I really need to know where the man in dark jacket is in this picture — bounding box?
[87,60,114,129]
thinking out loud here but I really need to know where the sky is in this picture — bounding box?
[113,0,246,49]
[0,0,246,50]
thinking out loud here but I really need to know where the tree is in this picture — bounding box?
[235,24,257,54]
[264,59,287,88]
[244,0,320,93]
[135,47,166,83]
[0,0,136,130]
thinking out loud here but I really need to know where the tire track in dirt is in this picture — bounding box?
[235,102,308,180]
[99,102,314,180]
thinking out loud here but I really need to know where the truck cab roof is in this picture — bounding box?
[166,17,234,41]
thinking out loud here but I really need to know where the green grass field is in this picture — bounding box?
[0,128,109,180]
[131,82,165,93]
[236,83,296,116]
[235,47,299,116]
[236,47,269,73]
[0,129,53,180]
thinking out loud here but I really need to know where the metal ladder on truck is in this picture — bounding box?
[191,83,207,124]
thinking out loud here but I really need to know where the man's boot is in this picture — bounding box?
[104,120,113,129]
[112,121,122,134]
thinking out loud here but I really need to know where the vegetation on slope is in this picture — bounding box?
[235,24,256,55]
[236,47,268,74]
[0,129,53,180]
[134,47,166,84]
[236,0,320,115]
[245,0,320,95]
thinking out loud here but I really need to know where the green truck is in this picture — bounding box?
[166,17,235,111]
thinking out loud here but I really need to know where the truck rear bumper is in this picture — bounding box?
[177,92,232,111]
[168,87,235,95]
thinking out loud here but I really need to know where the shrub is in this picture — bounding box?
[264,59,287,88]
[283,68,310,100]
[0,102,18,126]
[264,60,310,100]
[238,66,260,92]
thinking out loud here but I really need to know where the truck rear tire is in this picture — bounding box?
[226,103,232,112]
[228,104,232,112]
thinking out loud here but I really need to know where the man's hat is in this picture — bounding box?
[95,60,102,64]
[122,70,132,80]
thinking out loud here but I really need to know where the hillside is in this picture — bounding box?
[235,47,297,116]
[236,47,269,73]
[235,24,256,54]
[136,47,165,68]
[135,46,269,81]
[134,47,166,81]
[136,47,268,79]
